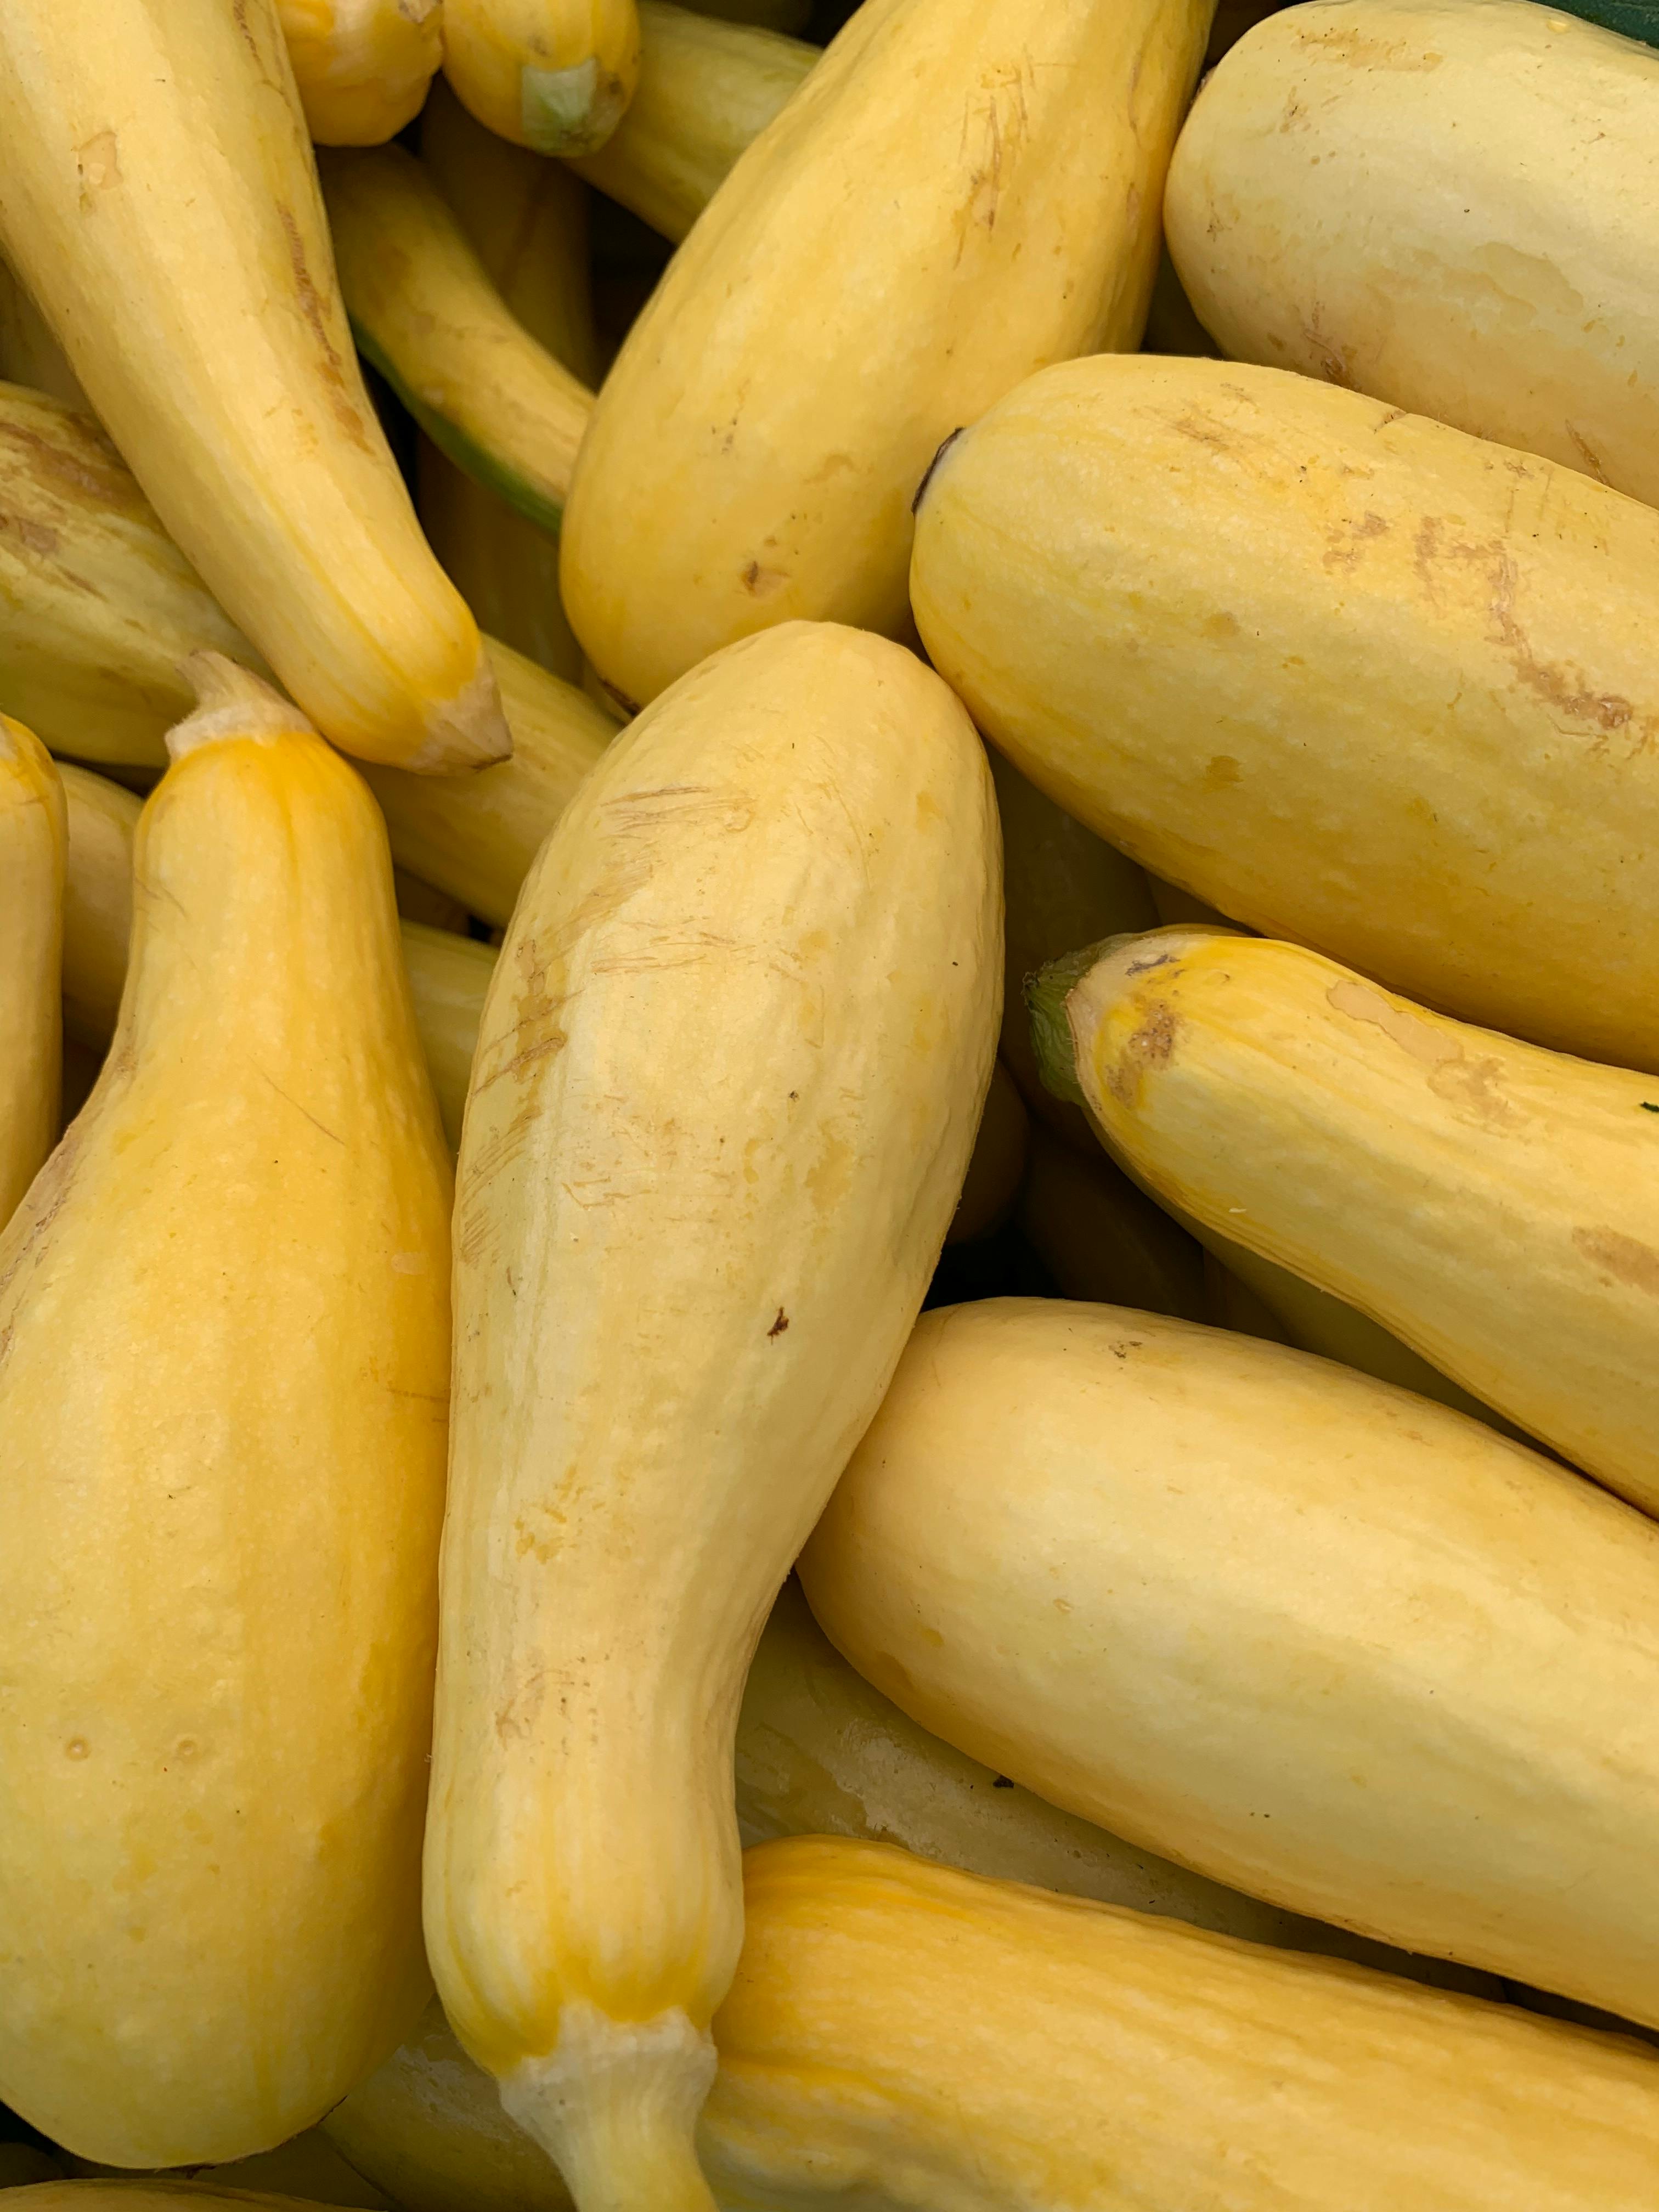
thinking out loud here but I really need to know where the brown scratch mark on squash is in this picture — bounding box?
[275,206,373,453]
[768,1307,790,1339]
[1104,1000,1180,1105]
[1322,511,1390,571]
[260,1070,343,1146]
[1565,422,1609,483]
[76,131,121,210]
[1574,1226,1659,1297]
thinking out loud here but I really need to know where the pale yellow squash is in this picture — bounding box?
[443,0,641,154]
[561,0,1216,708]
[427,622,1000,2209]
[0,658,451,2163]
[399,922,497,1149]
[0,716,63,1225]
[800,1298,1659,2029]
[1166,0,1659,508]
[568,2,816,243]
[278,0,444,144]
[912,353,1659,1070]
[704,1837,1659,2210]
[0,1,506,770]
[1042,925,1659,1512]
[0,384,613,924]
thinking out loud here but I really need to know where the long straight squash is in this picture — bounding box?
[561,0,1216,708]
[912,353,1659,1070]
[1036,926,1659,1516]
[800,1297,1659,2031]
[0,718,62,1227]
[426,621,1000,2210]
[0,0,507,771]
[0,658,451,2163]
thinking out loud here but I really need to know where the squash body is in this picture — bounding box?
[426,620,999,2205]
[912,353,1659,1070]
[800,1298,1659,2029]
[0,716,63,1224]
[1166,0,1659,508]
[277,0,444,144]
[0,667,451,2162]
[561,0,1216,707]
[443,0,641,154]
[0,1,505,769]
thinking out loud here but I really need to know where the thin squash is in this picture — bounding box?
[426,620,1000,2210]
[0,716,63,1225]
[0,658,450,2163]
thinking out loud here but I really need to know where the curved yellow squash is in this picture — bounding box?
[427,622,1000,2209]
[0,0,506,770]
[568,1,816,242]
[0,716,62,1226]
[1166,0,1659,509]
[1043,924,1659,1516]
[0,659,451,2163]
[704,1837,1659,2210]
[561,0,1215,708]
[912,353,1659,1071]
[800,1297,1659,2030]
[278,0,444,144]
[443,0,641,154]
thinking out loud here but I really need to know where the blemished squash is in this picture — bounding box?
[0,658,450,2163]
[560,0,1217,708]
[0,715,63,1226]
[799,1297,1659,2031]
[426,620,1000,2210]
[0,0,507,771]
[911,353,1659,1071]
[1166,1,1659,509]
[1032,925,1659,1514]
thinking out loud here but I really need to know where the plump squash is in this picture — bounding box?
[277,0,444,144]
[800,1297,1659,2030]
[0,658,451,2163]
[912,353,1659,1071]
[1166,1,1659,507]
[0,0,507,770]
[704,1837,1659,2211]
[0,716,63,1225]
[568,2,816,242]
[443,0,641,154]
[1037,925,1659,1514]
[561,0,1217,708]
[427,622,1000,2209]
[0,385,612,925]
[320,146,594,538]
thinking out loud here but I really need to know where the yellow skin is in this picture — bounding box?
[0,716,63,1227]
[568,1,816,244]
[911,352,1659,1072]
[561,0,1217,708]
[0,384,612,924]
[278,0,444,144]
[0,0,506,770]
[444,0,642,155]
[426,621,1001,2211]
[1167,0,1659,510]
[0,661,452,2163]
[1056,925,1659,1517]
[801,1299,1659,2035]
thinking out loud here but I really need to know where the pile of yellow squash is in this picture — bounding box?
[2,0,1658,2204]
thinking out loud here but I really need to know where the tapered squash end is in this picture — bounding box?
[167,653,317,759]
[403,653,516,774]
[499,2002,718,2212]
[522,62,633,156]
[1026,939,1126,1107]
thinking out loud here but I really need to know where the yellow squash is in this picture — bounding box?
[0,256,87,409]
[800,1297,1659,2030]
[1040,925,1659,1514]
[0,716,63,1226]
[443,0,641,154]
[1166,0,1659,509]
[427,622,1000,2210]
[398,922,496,1149]
[561,0,1217,708]
[568,1,816,243]
[0,658,451,2163]
[913,352,1659,1071]
[0,0,506,770]
[0,384,613,924]
[417,78,598,682]
[704,1837,1659,2211]
[277,0,444,144]
[320,146,594,537]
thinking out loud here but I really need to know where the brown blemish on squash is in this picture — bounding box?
[768,1308,790,1339]
[75,130,121,210]
[1204,754,1242,789]
[741,560,789,597]
[1103,1000,1180,1105]
[275,206,373,453]
[1322,511,1389,571]
[1574,1227,1659,1297]
[1327,980,1522,1128]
